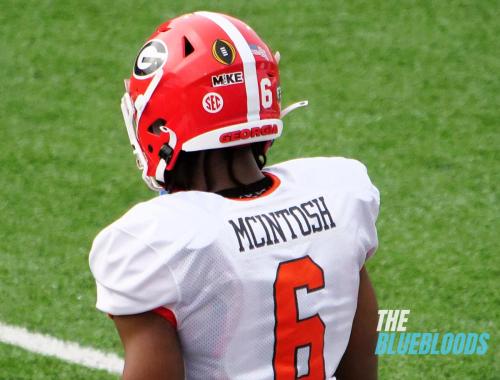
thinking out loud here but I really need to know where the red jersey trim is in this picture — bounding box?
[152,307,178,329]
[107,308,177,329]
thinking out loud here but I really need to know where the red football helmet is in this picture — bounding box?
[121,11,307,191]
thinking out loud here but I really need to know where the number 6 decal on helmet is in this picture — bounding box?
[260,78,273,109]
[273,256,326,379]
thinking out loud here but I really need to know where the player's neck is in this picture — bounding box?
[191,148,265,193]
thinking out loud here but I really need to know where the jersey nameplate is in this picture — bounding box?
[228,196,335,252]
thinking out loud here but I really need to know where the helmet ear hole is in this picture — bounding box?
[147,145,153,153]
[148,119,167,135]
[184,37,195,57]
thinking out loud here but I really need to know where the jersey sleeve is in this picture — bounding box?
[345,159,380,263]
[89,223,180,316]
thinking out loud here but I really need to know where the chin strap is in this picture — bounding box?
[281,100,308,118]
[274,49,308,119]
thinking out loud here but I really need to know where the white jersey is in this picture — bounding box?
[89,157,380,379]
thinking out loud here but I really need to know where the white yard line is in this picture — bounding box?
[0,321,123,374]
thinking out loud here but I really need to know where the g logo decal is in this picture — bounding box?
[133,39,168,79]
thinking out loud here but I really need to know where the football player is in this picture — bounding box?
[90,11,380,380]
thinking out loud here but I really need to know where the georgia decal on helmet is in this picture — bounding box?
[120,11,308,191]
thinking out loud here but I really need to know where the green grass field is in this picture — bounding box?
[0,0,498,378]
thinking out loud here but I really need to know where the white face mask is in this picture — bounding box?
[121,69,166,192]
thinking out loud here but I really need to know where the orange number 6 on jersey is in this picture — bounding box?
[273,256,326,379]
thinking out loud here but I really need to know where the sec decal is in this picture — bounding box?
[133,39,168,79]
[212,39,236,65]
[203,92,224,113]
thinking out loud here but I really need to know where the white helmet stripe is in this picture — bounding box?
[196,11,260,122]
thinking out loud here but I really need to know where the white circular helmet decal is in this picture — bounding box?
[133,39,168,79]
[202,92,224,113]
